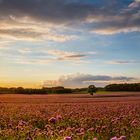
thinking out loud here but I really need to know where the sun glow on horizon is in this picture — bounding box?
[0,0,140,87]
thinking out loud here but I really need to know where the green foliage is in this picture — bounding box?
[0,83,140,95]
[15,87,46,94]
[88,85,96,95]
[72,88,88,93]
[105,83,140,91]
[0,86,72,94]
[43,86,72,94]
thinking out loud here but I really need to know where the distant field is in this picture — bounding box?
[0,92,140,140]
[0,92,140,103]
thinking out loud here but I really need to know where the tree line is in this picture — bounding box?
[0,86,72,94]
[0,83,140,94]
[105,83,140,91]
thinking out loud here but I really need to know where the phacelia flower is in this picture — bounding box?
[64,136,72,140]
[118,136,126,140]
[48,117,57,124]
[110,136,118,140]
[25,137,31,140]
[87,127,94,133]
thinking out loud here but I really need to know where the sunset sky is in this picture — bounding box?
[0,0,140,88]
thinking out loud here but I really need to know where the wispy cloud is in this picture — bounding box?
[17,48,32,54]
[0,17,76,42]
[47,50,87,61]
[128,0,140,9]
[4,48,95,65]
[0,40,13,49]
[15,59,52,65]
[108,60,138,64]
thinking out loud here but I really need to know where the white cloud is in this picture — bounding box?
[111,61,131,64]
[17,48,32,54]
[47,50,87,61]
[92,26,140,35]
[0,40,13,50]
[0,17,76,42]
[108,60,138,64]
[15,58,52,65]
[43,73,136,88]
[47,50,96,62]
[135,0,140,2]
[128,0,140,9]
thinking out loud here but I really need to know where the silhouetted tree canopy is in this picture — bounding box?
[105,83,140,91]
[88,85,96,95]
[0,83,140,94]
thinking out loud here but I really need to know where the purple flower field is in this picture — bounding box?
[0,93,140,140]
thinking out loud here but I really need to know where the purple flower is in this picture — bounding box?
[66,127,72,131]
[48,117,57,124]
[8,123,12,128]
[77,132,85,136]
[45,124,51,130]
[60,130,64,134]
[118,136,126,140]
[64,136,72,140]
[75,128,81,133]
[110,136,118,140]
[93,138,98,140]
[57,126,61,130]
[25,137,31,140]
[87,127,94,133]
[80,128,84,132]
[56,115,62,120]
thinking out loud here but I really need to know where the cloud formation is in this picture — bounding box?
[43,73,135,88]
[0,18,76,42]
[108,60,138,64]
[47,50,87,61]
[5,48,94,65]
[0,0,140,40]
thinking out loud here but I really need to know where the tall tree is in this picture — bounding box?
[88,85,96,95]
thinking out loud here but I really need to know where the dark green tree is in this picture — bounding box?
[88,85,96,95]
